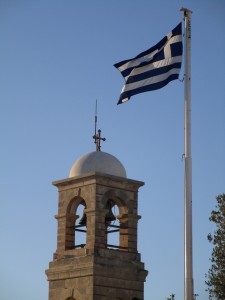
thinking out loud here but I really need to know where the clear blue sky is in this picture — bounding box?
[0,1,224,299]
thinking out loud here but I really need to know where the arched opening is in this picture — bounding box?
[65,197,87,250]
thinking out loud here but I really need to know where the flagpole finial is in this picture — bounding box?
[180,7,193,15]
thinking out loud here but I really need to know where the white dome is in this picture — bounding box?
[69,151,127,178]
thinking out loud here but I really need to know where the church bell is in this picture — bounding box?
[105,201,116,224]
[79,204,87,225]
[79,202,116,226]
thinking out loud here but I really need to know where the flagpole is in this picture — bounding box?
[180,8,194,300]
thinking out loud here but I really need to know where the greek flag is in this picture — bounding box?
[114,23,183,105]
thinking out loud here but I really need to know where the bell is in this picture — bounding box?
[79,205,87,225]
[105,202,116,224]
[79,212,86,225]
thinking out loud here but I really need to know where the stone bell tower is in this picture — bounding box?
[46,148,148,300]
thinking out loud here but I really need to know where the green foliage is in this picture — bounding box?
[206,194,225,299]
[166,292,199,299]
[166,294,175,300]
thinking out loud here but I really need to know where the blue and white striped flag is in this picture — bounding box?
[114,23,183,105]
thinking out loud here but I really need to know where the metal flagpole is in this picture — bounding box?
[180,8,194,300]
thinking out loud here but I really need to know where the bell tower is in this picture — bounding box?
[46,150,148,300]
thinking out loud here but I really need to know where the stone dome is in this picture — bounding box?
[69,151,127,178]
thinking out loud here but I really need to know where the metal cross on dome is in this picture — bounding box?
[93,100,106,151]
[93,129,106,151]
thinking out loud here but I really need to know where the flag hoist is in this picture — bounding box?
[114,8,193,300]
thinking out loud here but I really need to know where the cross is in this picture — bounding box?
[93,129,106,151]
